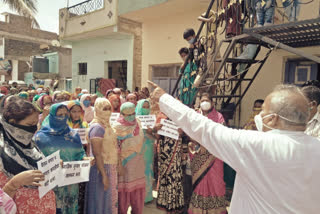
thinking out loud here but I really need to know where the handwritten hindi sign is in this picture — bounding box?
[59,160,91,187]
[157,119,179,140]
[74,128,88,144]
[37,150,61,199]
[136,115,156,129]
[110,113,120,124]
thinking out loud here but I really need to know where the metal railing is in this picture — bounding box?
[67,0,104,16]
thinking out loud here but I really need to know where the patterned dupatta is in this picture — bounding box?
[191,108,225,190]
[0,117,44,180]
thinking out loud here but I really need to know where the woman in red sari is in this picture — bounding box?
[188,93,227,214]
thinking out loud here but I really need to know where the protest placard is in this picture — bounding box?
[157,119,179,140]
[59,160,91,187]
[37,150,61,198]
[74,128,88,144]
[110,113,120,124]
[136,115,156,129]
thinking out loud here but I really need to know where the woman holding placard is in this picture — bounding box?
[113,102,145,214]
[67,100,89,214]
[35,103,85,214]
[135,99,156,203]
[85,98,119,214]
[0,98,56,214]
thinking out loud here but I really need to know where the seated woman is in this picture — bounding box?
[188,93,227,214]
[34,103,86,214]
[0,98,56,214]
[85,98,119,214]
[112,102,145,214]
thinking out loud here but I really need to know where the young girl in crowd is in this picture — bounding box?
[112,102,145,214]
[34,103,86,214]
[85,98,119,214]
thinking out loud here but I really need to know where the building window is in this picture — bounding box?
[284,60,319,86]
[78,63,87,75]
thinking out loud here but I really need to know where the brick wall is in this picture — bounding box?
[0,13,58,41]
[118,17,142,89]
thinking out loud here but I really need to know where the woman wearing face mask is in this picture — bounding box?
[108,94,121,113]
[67,101,89,214]
[135,99,156,203]
[85,98,119,214]
[112,102,145,214]
[80,94,94,123]
[34,103,86,214]
[188,93,227,214]
[0,98,56,214]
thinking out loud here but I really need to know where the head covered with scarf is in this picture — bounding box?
[67,100,88,128]
[37,94,53,110]
[91,98,112,128]
[41,103,70,135]
[0,99,44,180]
[18,91,29,100]
[135,99,151,116]
[80,94,94,123]
[35,103,85,162]
[108,94,121,113]
[112,102,144,164]
[126,93,138,106]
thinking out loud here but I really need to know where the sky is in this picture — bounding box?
[0,0,85,33]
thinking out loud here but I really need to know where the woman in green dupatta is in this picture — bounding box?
[135,99,156,203]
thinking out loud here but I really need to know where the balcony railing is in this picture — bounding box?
[67,0,104,16]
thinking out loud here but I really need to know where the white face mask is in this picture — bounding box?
[200,101,211,111]
[254,113,275,132]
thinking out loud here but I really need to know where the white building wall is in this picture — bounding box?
[71,34,134,91]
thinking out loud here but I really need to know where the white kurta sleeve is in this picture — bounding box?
[159,93,263,171]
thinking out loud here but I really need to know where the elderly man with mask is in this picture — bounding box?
[302,86,320,139]
[148,81,320,214]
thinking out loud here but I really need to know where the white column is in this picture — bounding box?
[0,75,5,82]
[11,60,18,81]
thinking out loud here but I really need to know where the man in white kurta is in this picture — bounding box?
[149,82,320,214]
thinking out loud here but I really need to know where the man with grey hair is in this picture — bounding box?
[148,81,320,214]
[302,85,320,139]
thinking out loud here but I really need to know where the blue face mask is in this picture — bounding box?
[188,38,195,44]
[83,100,91,108]
[125,115,136,122]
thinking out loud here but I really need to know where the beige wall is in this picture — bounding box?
[141,8,223,87]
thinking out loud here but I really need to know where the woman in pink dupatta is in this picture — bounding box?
[112,102,145,214]
[188,93,227,214]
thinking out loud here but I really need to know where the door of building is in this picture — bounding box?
[151,63,181,96]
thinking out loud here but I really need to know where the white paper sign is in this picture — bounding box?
[157,119,179,140]
[74,128,88,144]
[59,160,91,187]
[109,113,120,124]
[137,115,156,129]
[37,150,61,198]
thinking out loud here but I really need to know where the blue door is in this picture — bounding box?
[284,61,318,86]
